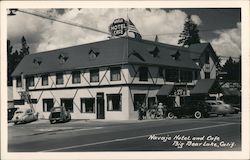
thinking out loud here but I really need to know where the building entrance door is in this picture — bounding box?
[96,92,105,119]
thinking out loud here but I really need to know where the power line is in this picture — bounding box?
[142,27,238,37]
[12,9,111,35]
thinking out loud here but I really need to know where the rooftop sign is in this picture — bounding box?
[109,18,127,37]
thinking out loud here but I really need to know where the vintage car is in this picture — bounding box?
[8,107,18,121]
[167,101,212,119]
[49,106,71,124]
[205,100,234,116]
[12,108,39,125]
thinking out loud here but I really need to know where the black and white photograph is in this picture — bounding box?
[1,1,249,160]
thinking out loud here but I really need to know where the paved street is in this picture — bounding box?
[8,114,241,152]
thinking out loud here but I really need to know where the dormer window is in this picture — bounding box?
[148,46,159,57]
[58,53,68,63]
[33,57,42,66]
[89,48,100,60]
[171,50,180,60]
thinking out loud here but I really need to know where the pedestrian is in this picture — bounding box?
[157,103,164,119]
[136,102,143,120]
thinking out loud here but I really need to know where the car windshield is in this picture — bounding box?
[16,111,23,114]
[52,107,61,112]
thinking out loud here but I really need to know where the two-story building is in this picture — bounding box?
[11,37,218,120]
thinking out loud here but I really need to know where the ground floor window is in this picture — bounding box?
[148,97,156,109]
[43,99,54,112]
[134,94,146,111]
[107,94,122,111]
[81,98,95,113]
[61,98,73,112]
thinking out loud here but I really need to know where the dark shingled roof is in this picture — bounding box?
[12,37,200,77]
[187,43,210,60]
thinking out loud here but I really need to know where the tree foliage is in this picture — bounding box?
[178,15,201,47]
[7,36,30,86]
[220,57,241,83]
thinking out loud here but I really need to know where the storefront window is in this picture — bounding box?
[72,71,81,84]
[134,94,146,111]
[107,94,122,111]
[90,69,99,82]
[61,98,73,112]
[110,67,121,81]
[81,98,95,113]
[56,73,64,85]
[43,99,54,112]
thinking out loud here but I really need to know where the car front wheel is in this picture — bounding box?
[168,112,175,119]
[194,111,202,119]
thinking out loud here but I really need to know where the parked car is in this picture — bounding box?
[167,101,212,119]
[12,108,39,125]
[8,107,18,121]
[49,106,71,124]
[205,100,234,116]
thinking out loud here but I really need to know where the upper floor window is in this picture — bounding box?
[90,69,99,82]
[205,72,210,79]
[180,70,193,82]
[205,52,209,64]
[165,68,178,82]
[42,74,48,86]
[16,76,22,88]
[110,67,121,81]
[26,76,34,87]
[56,73,64,85]
[159,67,164,78]
[72,71,81,84]
[139,67,148,81]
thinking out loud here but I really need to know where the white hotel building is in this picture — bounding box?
[11,37,219,120]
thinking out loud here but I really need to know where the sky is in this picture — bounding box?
[7,8,241,58]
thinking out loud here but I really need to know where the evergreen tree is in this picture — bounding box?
[19,36,30,57]
[7,36,30,86]
[221,57,241,83]
[178,15,201,47]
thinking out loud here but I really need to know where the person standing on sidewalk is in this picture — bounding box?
[137,102,143,120]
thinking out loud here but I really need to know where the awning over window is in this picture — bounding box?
[157,84,174,96]
[190,79,221,95]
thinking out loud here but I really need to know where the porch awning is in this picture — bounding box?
[157,84,174,96]
[190,79,221,95]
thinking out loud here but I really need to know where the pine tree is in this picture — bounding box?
[178,15,201,47]
[19,36,30,57]
[7,37,30,86]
